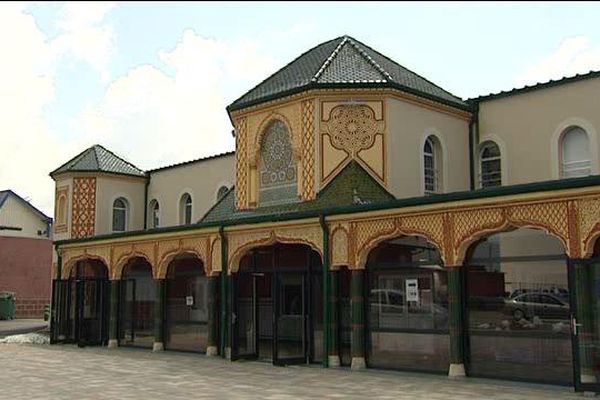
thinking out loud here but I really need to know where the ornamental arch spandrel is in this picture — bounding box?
[227,223,323,274]
[352,213,446,269]
[156,237,211,278]
[61,248,110,279]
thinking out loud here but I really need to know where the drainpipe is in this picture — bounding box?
[218,226,228,358]
[319,215,330,368]
[143,175,150,229]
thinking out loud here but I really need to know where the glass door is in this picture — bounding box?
[119,279,135,345]
[274,273,307,365]
[232,273,259,360]
[77,279,109,346]
[572,260,600,393]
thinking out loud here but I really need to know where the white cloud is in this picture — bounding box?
[0,5,60,216]
[51,2,115,81]
[515,36,600,87]
[75,29,277,170]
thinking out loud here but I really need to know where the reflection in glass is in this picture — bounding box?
[119,258,155,348]
[165,255,208,352]
[466,228,572,384]
[366,236,449,372]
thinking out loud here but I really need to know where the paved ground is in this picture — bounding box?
[0,319,47,337]
[0,344,585,399]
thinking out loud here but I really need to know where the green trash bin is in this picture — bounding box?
[0,292,16,320]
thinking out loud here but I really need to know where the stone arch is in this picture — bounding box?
[62,254,109,279]
[253,112,298,166]
[455,221,568,266]
[157,250,206,279]
[229,230,323,274]
[357,229,444,270]
[113,252,155,280]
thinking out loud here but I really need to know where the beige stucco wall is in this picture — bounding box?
[478,77,600,186]
[95,175,146,235]
[386,97,471,198]
[147,154,235,227]
[0,195,50,239]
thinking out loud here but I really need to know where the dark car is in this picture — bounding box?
[504,293,570,321]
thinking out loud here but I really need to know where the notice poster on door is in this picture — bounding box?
[406,279,419,302]
[186,296,194,306]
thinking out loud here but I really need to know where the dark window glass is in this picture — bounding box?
[112,198,127,232]
[165,256,207,352]
[119,259,155,348]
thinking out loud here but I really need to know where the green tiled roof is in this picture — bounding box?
[50,145,146,178]
[228,35,467,111]
[201,160,395,223]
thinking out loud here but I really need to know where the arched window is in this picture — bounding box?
[179,193,192,225]
[561,126,591,178]
[259,120,297,206]
[149,200,159,228]
[57,195,67,225]
[423,136,441,195]
[479,141,502,188]
[217,185,229,201]
[112,197,128,232]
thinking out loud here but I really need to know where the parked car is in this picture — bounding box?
[504,293,570,321]
[369,289,448,328]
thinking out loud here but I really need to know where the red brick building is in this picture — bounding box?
[0,190,52,318]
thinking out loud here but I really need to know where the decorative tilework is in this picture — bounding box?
[71,177,96,238]
[301,99,315,200]
[258,120,298,206]
[235,117,248,210]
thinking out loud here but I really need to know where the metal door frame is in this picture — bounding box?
[569,258,600,393]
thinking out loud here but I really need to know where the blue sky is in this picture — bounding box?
[2,1,600,216]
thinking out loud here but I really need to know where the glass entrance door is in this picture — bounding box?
[572,260,600,392]
[232,273,259,360]
[274,273,307,365]
[76,279,109,346]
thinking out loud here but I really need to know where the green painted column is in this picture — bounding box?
[350,269,365,370]
[320,216,330,368]
[153,279,166,351]
[219,227,230,360]
[206,275,218,356]
[108,280,120,348]
[574,261,596,383]
[448,266,466,377]
[329,270,340,367]
[51,254,62,343]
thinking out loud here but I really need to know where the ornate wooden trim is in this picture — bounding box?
[235,116,249,210]
[156,237,209,279]
[300,99,316,201]
[71,177,96,238]
[330,224,350,270]
[354,213,445,269]
[227,224,323,273]
[453,200,571,264]
[61,247,110,279]
[579,196,600,257]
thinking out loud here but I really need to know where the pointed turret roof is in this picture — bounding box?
[228,35,467,111]
[50,145,146,178]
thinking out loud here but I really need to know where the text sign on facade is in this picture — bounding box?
[186,296,194,306]
[406,279,419,302]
